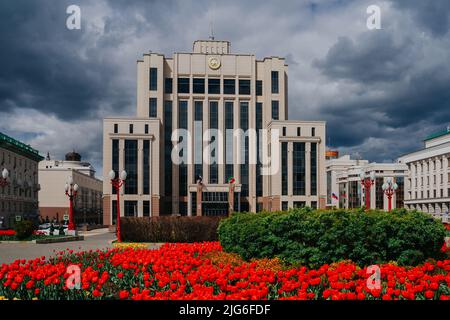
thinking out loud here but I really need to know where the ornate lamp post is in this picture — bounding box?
[109,170,127,242]
[360,171,375,210]
[64,177,79,234]
[382,177,398,212]
[0,168,9,187]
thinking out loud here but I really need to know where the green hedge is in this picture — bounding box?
[14,220,35,240]
[121,216,223,243]
[218,208,447,267]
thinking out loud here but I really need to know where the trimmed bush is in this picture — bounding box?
[218,208,447,267]
[121,216,223,242]
[14,220,35,240]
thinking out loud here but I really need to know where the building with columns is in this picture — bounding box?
[0,132,44,228]
[102,39,326,224]
[328,156,407,210]
[398,128,450,218]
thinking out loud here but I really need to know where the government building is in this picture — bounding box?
[103,40,326,224]
[0,132,44,228]
[398,128,450,218]
[38,151,103,225]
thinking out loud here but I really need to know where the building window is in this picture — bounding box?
[282,127,286,136]
[194,101,203,182]
[256,102,263,197]
[145,124,149,134]
[179,101,188,196]
[124,201,137,217]
[149,98,157,118]
[208,78,220,94]
[239,79,251,95]
[282,201,288,211]
[240,101,249,196]
[143,201,150,217]
[272,101,279,120]
[271,71,279,94]
[193,78,205,94]
[256,80,263,96]
[143,140,150,195]
[375,178,383,209]
[310,143,317,196]
[396,177,404,209]
[297,127,301,136]
[294,201,306,208]
[114,124,118,134]
[164,78,172,94]
[282,142,288,195]
[149,68,157,91]
[112,139,119,194]
[129,124,133,134]
[124,140,138,195]
[178,78,190,93]
[223,79,235,94]
[164,101,172,196]
[209,101,218,184]
[293,142,305,195]
[225,101,234,183]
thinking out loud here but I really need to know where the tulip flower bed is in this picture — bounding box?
[0,242,450,300]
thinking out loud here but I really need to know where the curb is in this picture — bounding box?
[34,236,84,244]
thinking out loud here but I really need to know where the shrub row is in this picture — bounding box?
[218,208,447,267]
[121,216,223,243]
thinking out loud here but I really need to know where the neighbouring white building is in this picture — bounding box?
[398,128,450,218]
[327,155,408,210]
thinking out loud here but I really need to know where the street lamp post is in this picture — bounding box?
[109,170,127,242]
[0,169,9,187]
[64,177,79,234]
[360,171,375,210]
[382,177,398,212]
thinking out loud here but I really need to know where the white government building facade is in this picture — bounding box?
[398,128,450,218]
[102,39,327,224]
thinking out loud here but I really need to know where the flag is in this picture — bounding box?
[332,193,339,200]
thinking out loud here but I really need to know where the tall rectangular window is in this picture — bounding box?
[239,80,251,95]
[114,124,118,133]
[223,79,235,94]
[272,101,279,120]
[124,140,138,195]
[178,78,190,93]
[310,143,317,196]
[149,68,157,91]
[312,127,316,137]
[193,78,205,94]
[224,101,234,183]
[209,101,218,184]
[194,101,203,181]
[256,80,263,96]
[112,139,119,194]
[143,140,150,195]
[178,101,188,196]
[208,78,221,94]
[143,201,150,217]
[271,71,279,94]
[282,142,288,195]
[240,101,249,197]
[293,142,305,195]
[129,124,133,134]
[149,98,157,118]
[164,101,172,196]
[256,102,263,197]
[164,78,172,94]
[145,124,149,134]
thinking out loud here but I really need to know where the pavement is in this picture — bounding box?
[0,228,116,264]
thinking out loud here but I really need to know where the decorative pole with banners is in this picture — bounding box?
[228,177,235,216]
[382,177,398,212]
[196,175,203,216]
[65,176,79,235]
[109,170,127,242]
[359,171,375,210]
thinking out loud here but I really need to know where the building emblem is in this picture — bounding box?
[208,56,221,70]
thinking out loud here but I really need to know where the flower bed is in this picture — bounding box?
[0,242,449,300]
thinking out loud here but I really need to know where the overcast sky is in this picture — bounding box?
[1,0,449,176]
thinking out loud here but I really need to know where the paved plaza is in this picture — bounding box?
[0,229,116,264]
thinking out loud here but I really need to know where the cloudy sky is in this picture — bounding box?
[1,0,449,176]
